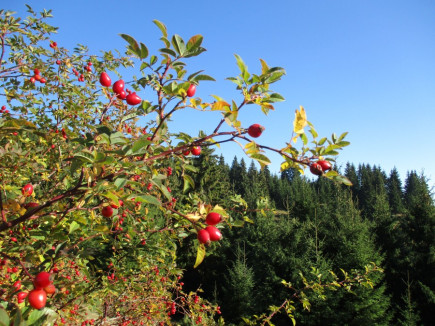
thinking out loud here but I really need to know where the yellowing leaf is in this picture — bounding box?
[194,244,206,268]
[293,106,308,134]
[186,213,201,222]
[212,101,230,111]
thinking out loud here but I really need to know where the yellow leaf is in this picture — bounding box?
[212,101,230,111]
[186,213,201,222]
[260,58,269,74]
[293,106,308,134]
[194,244,206,268]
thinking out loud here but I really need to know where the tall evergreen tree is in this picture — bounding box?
[386,167,405,215]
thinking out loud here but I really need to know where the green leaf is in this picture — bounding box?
[140,42,149,59]
[110,132,126,145]
[74,151,94,163]
[250,153,271,167]
[159,48,177,57]
[192,74,215,82]
[0,307,9,326]
[172,34,186,56]
[120,112,138,124]
[119,34,140,56]
[12,308,25,326]
[234,54,250,81]
[69,221,80,234]
[131,139,150,153]
[194,244,206,268]
[268,93,285,102]
[186,34,203,51]
[184,165,199,173]
[153,20,168,38]
[133,195,161,206]
[93,152,106,163]
[114,178,127,190]
[183,174,195,193]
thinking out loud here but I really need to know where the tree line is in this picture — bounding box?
[173,148,435,325]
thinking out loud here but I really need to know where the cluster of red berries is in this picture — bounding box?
[49,41,57,49]
[27,272,56,309]
[197,212,223,245]
[309,160,332,176]
[1,105,9,115]
[84,61,92,72]
[99,72,142,105]
[72,67,85,82]
[30,68,46,84]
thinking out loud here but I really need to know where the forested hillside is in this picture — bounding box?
[175,149,435,325]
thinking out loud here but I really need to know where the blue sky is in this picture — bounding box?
[4,0,435,187]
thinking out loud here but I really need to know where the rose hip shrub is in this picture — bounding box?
[0,6,350,325]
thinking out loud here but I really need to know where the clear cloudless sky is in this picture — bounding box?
[3,0,435,187]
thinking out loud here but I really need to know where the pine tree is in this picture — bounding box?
[386,167,405,215]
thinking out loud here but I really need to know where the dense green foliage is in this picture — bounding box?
[176,155,435,325]
[1,6,433,326]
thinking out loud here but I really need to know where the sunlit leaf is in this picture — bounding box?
[293,106,308,134]
[153,19,168,38]
[194,244,206,268]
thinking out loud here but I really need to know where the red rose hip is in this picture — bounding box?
[28,289,47,309]
[101,206,114,218]
[205,212,222,226]
[186,84,196,97]
[33,271,52,288]
[126,92,142,105]
[22,184,33,197]
[100,72,111,87]
[247,124,264,138]
[112,80,125,94]
[205,226,222,241]
[310,162,323,176]
[317,160,332,172]
[197,229,210,244]
[191,146,201,156]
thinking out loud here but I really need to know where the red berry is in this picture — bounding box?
[33,69,40,75]
[116,90,127,100]
[183,150,190,156]
[197,229,210,244]
[206,212,222,225]
[40,78,46,84]
[100,72,111,87]
[205,226,222,241]
[34,74,42,81]
[13,280,21,289]
[191,146,201,156]
[22,184,33,197]
[310,162,323,176]
[247,124,264,138]
[17,291,28,301]
[317,160,332,172]
[186,84,196,97]
[113,80,125,94]
[30,77,36,83]
[28,289,47,309]
[101,206,113,218]
[44,283,56,295]
[126,92,142,105]
[34,272,52,288]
